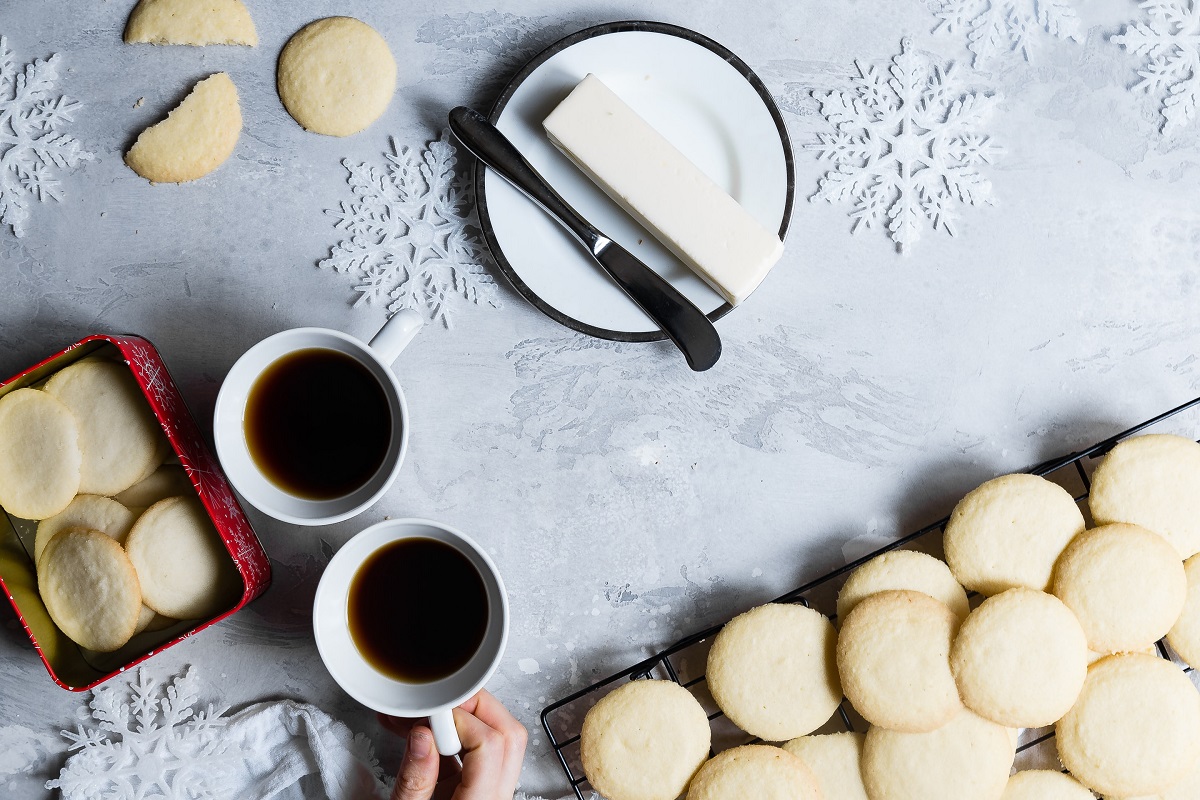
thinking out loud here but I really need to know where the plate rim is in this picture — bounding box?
[474,19,797,343]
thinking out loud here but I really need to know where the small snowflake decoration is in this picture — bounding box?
[809,39,1003,252]
[47,667,240,800]
[0,35,93,237]
[928,0,1083,67]
[1113,0,1200,135]
[320,130,499,327]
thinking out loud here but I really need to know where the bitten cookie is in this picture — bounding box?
[944,473,1085,596]
[35,494,136,563]
[124,0,257,46]
[124,73,241,183]
[1167,554,1200,668]
[706,603,841,741]
[837,590,962,732]
[38,527,143,652]
[1056,653,1200,797]
[1052,524,1186,654]
[686,745,821,800]
[0,388,82,520]
[836,550,970,622]
[782,732,869,800]
[277,17,396,137]
[950,588,1088,728]
[1089,433,1200,559]
[580,679,711,800]
[862,709,1015,800]
[1001,770,1094,800]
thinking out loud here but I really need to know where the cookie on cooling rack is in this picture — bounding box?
[705,603,841,741]
[1167,554,1200,669]
[1089,433,1200,559]
[1000,770,1093,800]
[861,709,1015,800]
[782,732,869,800]
[837,590,962,732]
[1056,653,1200,798]
[580,679,711,800]
[836,550,970,622]
[944,473,1085,596]
[1052,523,1186,655]
[950,588,1088,728]
[686,745,820,800]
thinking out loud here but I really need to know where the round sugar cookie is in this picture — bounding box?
[950,588,1088,728]
[686,745,821,800]
[837,550,970,622]
[125,496,234,619]
[35,494,136,563]
[44,360,162,496]
[706,603,841,741]
[837,590,962,732]
[782,732,869,800]
[114,464,192,511]
[1001,770,1094,800]
[1167,554,1200,668]
[0,388,82,520]
[277,17,396,137]
[580,679,711,800]
[1052,524,1186,654]
[38,527,142,652]
[1057,654,1200,797]
[1110,759,1200,800]
[944,473,1085,596]
[1090,434,1200,559]
[862,709,1016,800]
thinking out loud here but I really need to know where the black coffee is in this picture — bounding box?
[245,348,391,501]
[348,538,489,683]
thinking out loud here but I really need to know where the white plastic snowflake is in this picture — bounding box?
[0,35,93,237]
[320,130,499,327]
[809,39,1003,251]
[47,667,238,800]
[1113,0,1200,135]
[928,0,1082,67]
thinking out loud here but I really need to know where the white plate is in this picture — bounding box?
[477,21,795,342]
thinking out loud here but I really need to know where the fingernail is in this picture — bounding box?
[408,727,432,759]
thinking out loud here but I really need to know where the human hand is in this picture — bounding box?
[383,690,527,800]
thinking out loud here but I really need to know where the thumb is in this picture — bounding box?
[391,726,439,800]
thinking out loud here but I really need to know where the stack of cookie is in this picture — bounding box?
[577,432,1200,800]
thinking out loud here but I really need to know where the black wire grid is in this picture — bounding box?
[540,395,1200,799]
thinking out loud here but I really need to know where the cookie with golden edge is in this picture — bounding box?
[686,745,821,800]
[837,590,962,732]
[38,527,143,652]
[124,0,257,46]
[1089,433,1200,559]
[125,73,241,183]
[277,17,396,137]
[1001,770,1094,800]
[1052,524,1186,655]
[837,550,970,622]
[706,603,841,741]
[782,732,869,800]
[580,679,711,800]
[1167,554,1200,668]
[35,494,136,563]
[944,473,1085,595]
[0,388,82,520]
[1057,654,1200,798]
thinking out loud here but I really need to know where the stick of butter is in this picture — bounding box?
[543,74,784,306]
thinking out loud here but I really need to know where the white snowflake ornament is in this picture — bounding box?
[809,39,1003,252]
[1113,0,1200,136]
[0,35,93,237]
[320,130,499,327]
[928,0,1082,67]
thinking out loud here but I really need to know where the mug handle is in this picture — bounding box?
[429,708,462,756]
[368,309,423,364]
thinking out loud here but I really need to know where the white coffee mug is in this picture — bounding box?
[213,311,422,526]
[313,518,509,756]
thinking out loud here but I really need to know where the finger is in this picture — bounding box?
[452,706,515,799]
[391,725,439,800]
[379,714,420,738]
[457,691,528,789]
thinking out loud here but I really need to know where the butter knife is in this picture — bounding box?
[448,106,722,372]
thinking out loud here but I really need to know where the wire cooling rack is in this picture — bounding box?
[540,395,1200,799]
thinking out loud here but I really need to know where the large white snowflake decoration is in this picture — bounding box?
[809,39,1003,251]
[0,35,93,237]
[46,667,239,800]
[928,0,1082,67]
[320,130,499,326]
[1113,0,1200,135]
